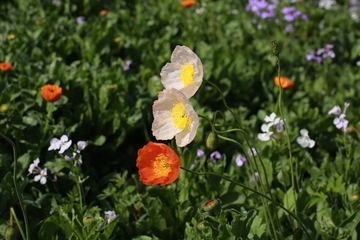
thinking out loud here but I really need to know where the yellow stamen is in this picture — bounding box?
[0,104,8,112]
[350,194,359,201]
[180,63,195,86]
[171,103,191,130]
[153,154,171,177]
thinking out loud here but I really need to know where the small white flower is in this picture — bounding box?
[264,112,284,132]
[258,124,273,141]
[104,211,116,222]
[296,129,315,148]
[160,46,203,99]
[28,158,40,174]
[34,168,48,185]
[48,135,72,154]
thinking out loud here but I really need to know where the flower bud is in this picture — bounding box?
[203,198,221,216]
[205,131,218,151]
[271,40,280,56]
[5,225,19,240]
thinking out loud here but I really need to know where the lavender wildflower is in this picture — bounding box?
[123,60,132,71]
[235,155,247,167]
[76,16,85,25]
[210,151,221,161]
[328,102,350,131]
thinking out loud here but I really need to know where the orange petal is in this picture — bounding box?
[274,76,294,89]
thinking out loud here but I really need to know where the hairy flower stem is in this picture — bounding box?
[203,79,281,238]
[40,102,54,148]
[274,54,299,228]
[0,132,29,240]
[181,167,311,239]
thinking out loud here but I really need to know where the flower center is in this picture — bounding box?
[170,103,191,130]
[153,154,171,177]
[180,63,195,86]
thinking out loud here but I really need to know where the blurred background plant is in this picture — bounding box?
[1,0,360,239]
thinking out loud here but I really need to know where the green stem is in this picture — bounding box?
[10,207,26,239]
[40,102,54,147]
[181,167,311,239]
[0,133,29,240]
[204,79,281,239]
[275,55,299,225]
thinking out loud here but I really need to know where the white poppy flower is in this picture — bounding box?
[152,88,199,147]
[296,129,315,148]
[160,46,203,98]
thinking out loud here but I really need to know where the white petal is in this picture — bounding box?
[299,129,308,136]
[34,158,40,166]
[308,139,315,148]
[160,46,203,98]
[60,135,69,142]
[328,106,341,115]
[265,112,277,123]
[40,177,47,185]
[258,133,270,141]
[261,123,271,132]
[175,110,199,147]
[59,140,72,154]
[34,175,41,182]
[296,136,306,146]
[48,138,60,151]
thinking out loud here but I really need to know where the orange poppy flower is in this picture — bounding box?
[41,84,62,102]
[100,10,108,15]
[274,76,294,89]
[0,62,12,71]
[181,0,195,7]
[136,142,181,186]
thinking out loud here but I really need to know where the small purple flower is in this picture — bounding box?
[246,0,279,20]
[76,16,85,25]
[235,155,247,167]
[197,149,205,158]
[210,151,221,161]
[123,60,132,71]
[306,44,335,63]
[285,24,294,33]
[328,102,350,131]
[248,148,258,157]
[334,114,349,131]
[250,172,260,184]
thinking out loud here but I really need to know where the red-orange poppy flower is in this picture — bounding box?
[100,10,108,15]
[0,62,12,71]
[181,0,195,7]
[136,142,181,186]
[41,84,62,102]
[274,76,294,89]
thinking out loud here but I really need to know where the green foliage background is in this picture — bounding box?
[1,0,360,239]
